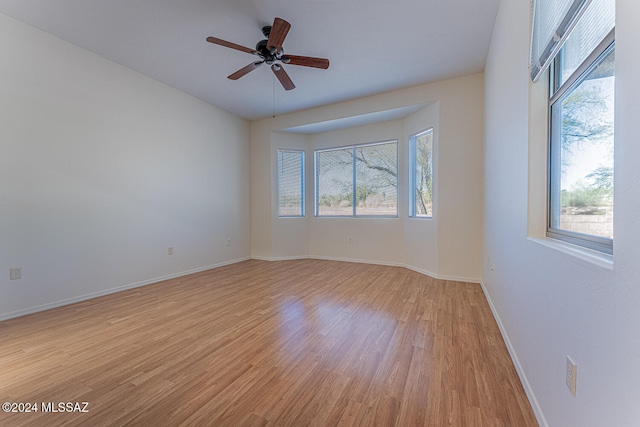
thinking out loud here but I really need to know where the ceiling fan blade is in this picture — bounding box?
[206,36,257,55]
[228,62,263,80]
[271,64,295,90]
[283,55,330,69]
[267,17,291,53]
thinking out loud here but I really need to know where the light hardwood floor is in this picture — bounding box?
[0,259,537,426]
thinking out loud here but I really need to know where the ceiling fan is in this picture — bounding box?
[206,17,330,91]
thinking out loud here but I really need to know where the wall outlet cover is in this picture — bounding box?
[10,267,22,280]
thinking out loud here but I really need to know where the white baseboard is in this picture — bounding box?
[252,255,481,284]
[309,255,405,268]
[251,255,309,262]
[403,264,481,284]
[479,280,548,427]
[7,255,461,322]
[0,257,251,322]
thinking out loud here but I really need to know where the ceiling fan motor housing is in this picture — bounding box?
[255,39,284,65]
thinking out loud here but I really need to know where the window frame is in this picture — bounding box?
[409,128,434,219]
[277,149,305,218]
[314,140,398,218]
[546,29,615,254]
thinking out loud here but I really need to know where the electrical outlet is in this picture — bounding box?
[226,239,232,246]
[348,236,353,244]
[167,247,174,256]
[566,355,577,396]
[10,267,22,280]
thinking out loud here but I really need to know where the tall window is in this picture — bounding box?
[409,129,433,218]
[315,140,397,217]
[547,0,615,253]
[277,149,304,217]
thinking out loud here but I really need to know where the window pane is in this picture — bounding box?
[314,141,398,217]
[315,148,353,216]
[355,142,397,216]
[410,130,433,217]
[278,150,304,217]
[550,46,614,240]
[557,0,615,87]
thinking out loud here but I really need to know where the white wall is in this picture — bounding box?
[484,1,640,426]
[308,120,405,265]
[271,131,310,259]
[403,105,440,276]
[250,74,484,282]
[250,125,273,259]
[0,14,251,320]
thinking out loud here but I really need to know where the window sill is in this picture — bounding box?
[527,236,613,270]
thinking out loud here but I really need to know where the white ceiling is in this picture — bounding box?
[0,0,499,121]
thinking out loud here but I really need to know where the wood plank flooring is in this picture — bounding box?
[0,259,537,426]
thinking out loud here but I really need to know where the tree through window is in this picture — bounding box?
[409,129,433,218]
[315,141,397,217]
